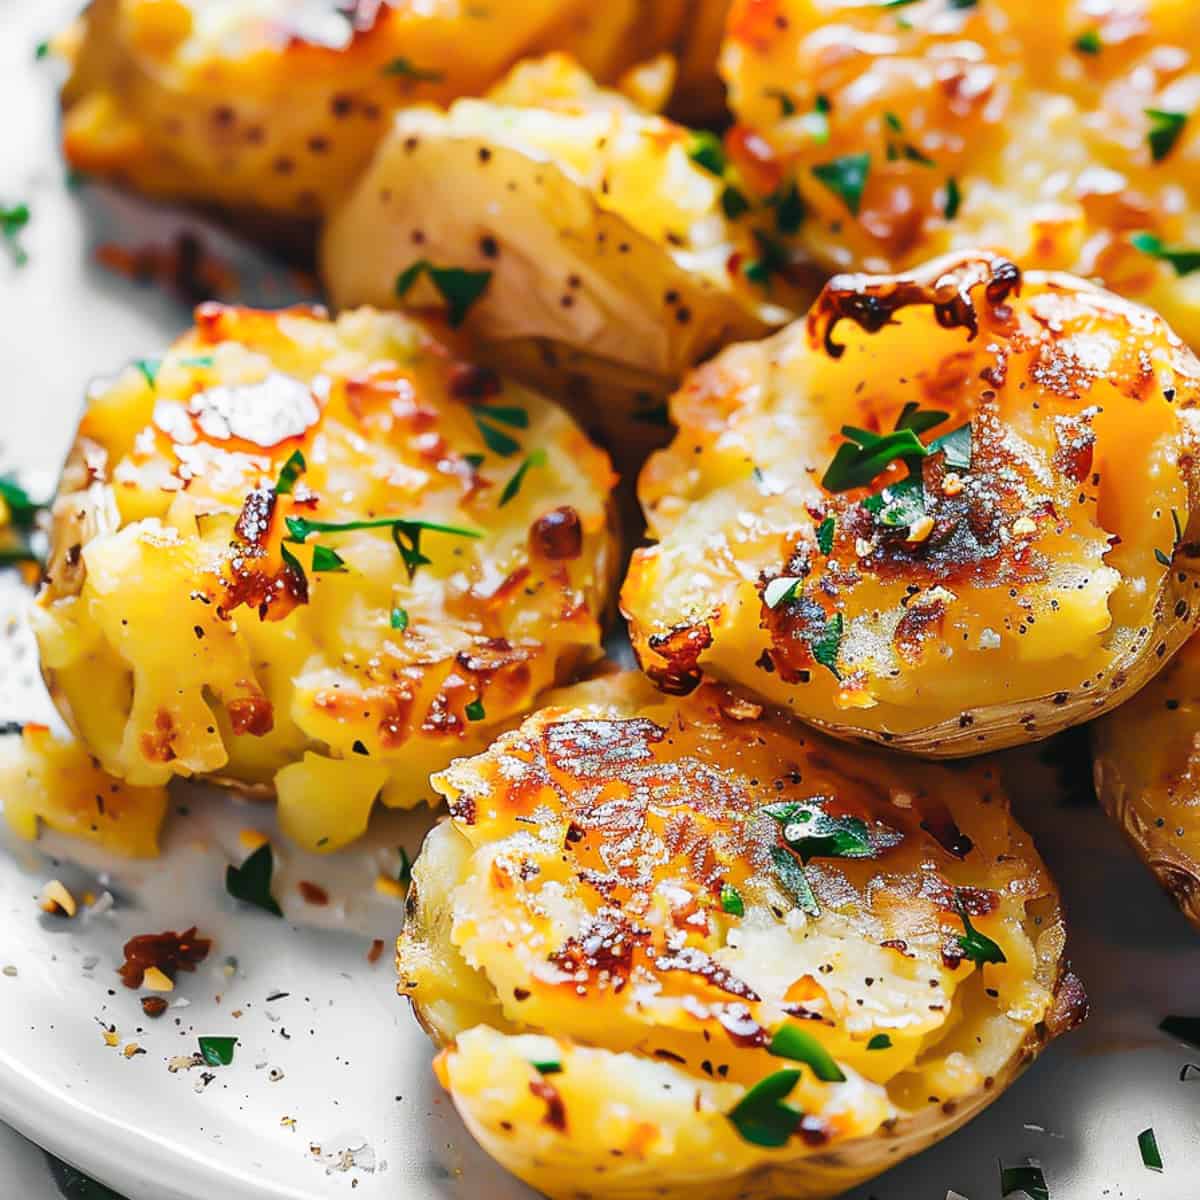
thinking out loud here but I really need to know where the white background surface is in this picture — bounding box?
[2,3,1199,1198]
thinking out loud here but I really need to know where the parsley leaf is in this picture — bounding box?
[720,882,744,916]
[1138,1127,1163,1172]
[895,401,949,436]
[1074,29,1102,54]
[769,181,806,234]
[225,843,283,918]
[0,203,30,266]
[944,176,962,220]
[721,185,751,219]
[1147,109,1188,162]
[816,516,835,555]
[274,450,306,496]
[1132,231,1200,275]
[822,426,928,491]
[768,1025,845,1082]
[687,130,726,177]
[812,612,843,678]
[862,475,926,528]
[397,846,412,886]
[474,413,521,457]
[198,1036,238,1067]
[499,448,547,506]
[474,404,528,429]
[390,606,409,631]
[770,846,820,916]
[279,542,307,590]
[530,1058,562,1075]
[1156,547,1172,567]
[0,475,44,529]
[382,58,445,82]
[285,515,481,582]
[1000,1163,1050,1200]
[954,893,1006,966]
[764,803,874,861]
[725,1069,804,1147]
[393,260,492,326]
[465,698,485,721]
[867,1033,892,1050]
[765,88,796,117]
[311,544,347,573]
[134,358,160,389]
[743,229,789,287]
[811,154,870,216]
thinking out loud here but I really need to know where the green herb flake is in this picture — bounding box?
[500,448,547,506]
[999,1163,1050,1200]
[311,544,347,573]
[1147,109,1188,162]
[475,404,528,429]
[930,421,971,470]
[225,843,284,918]
[197,1036,238,1067]
[943,176,962,220]
[465,698,486,722]
[811,612,843,679]
[743,230,789,287]
[862,476,925,528]
[285,515,481,582]
[821,425,928,492]
[397,846,413,886]
[895,402,949,436]
[811,153,870,216]
[768,1025,845,1082]
[1138,1127,1163,1172]
[390,606,409,631]
[816,516,835,556]
[721,185,751,220]
[530,1058,562,1075]
[765,88,796,118]
[770,846,820,916]
[884,111,904,134]
[867,1033,892,1050]
[35,40,50,60]
[1073,29,1102,54]
[726,1068,804,1147]
[763,576,803,609]
[879,0,921,7]
[770,181,806,234]
[393,260,492,326]
[382,57,445,82]
[133,358,160,390]
[279,542,306,588]
[765,803,873,861]
[955,893,1006,966]
[903,143,936,167]
[0,203,30,266]
[474,413,521,457]
[720,882,745,917]
[1156,547,1172,567]
[274,450,306,496]
[687,130,726,177]
[177,354,216,368]
[1132,231,1200,276]
[0,475,44,529]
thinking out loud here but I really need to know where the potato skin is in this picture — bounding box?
[35,304,618,850]
[58,0,729,220]
[1093,633,1200,926]
[622,252,1200,755]
[719,0,1200,349]
[397,671,1084,1200]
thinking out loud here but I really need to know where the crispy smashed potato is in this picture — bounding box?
[720,0,1200,349]
[1093,631,1200,927]
[33,304,617,851]
[58,0,729,220]
[0,724,167,858]
[398,672,1083,1200]
[623,252,1200,755]
[321,54,802,392]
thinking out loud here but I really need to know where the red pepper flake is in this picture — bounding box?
[141,996,169,1018]
[297,880,329,906]
[367,938,385,964]
[529,1078,567,1131]
[118,926,212,989]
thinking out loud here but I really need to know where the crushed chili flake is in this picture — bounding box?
[118,925,212,989]
[141,995,169,1018]
[297,880,329,906]
[367,938,385,964]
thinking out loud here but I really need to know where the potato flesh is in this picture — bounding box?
[398,672,1070,1199]
[720,0,1200,348]
[59,0,725,217]
[34,305,617,850]
[623,260,1200,746]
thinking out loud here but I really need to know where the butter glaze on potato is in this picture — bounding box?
[622,253,1200,755]
[34,304,617,851]
[398,672,1083,1200]
[720,0,1200,349]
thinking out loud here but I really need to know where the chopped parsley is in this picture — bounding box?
[1132,231,1200,276]
[721,185,751,220]
[499,448,547,506]
[474,412,521,457]
[1156,547,1172,567]
[311,544,347,573]
[390,606,409,631]
[823,408,967,492]
[1000,1163,1050,1200]
[279,542,306,587]
[944,176,962,220]
[686,130,726,177]
[225,843,283,918]
[1,203,30,266]
[285,515,482,582]
[954,893,1006,966]
[720,882,745,917]
[530,1058,562,1075]
[769,181,806,234]
[394,260,492,326]
[35,39,50,59]
[0,475,44,529]
[382,58,445,82]
[397,846,413,886]
[197,1036,238,1067]
[743,229,789,287]
[764,802,874,861]
[178,354,215,368]
[816,516,835,555]
[770,846,820,916]
[274,450,306,496]
[811,153,870,216]
[768,1025,845,1082]
[1147,109,1188,162]
[867,1034,892,1050]
[763,576,803,609]
[465,698,486,722]
[474,404,528,429]
[726,1068,804,1146]
[134,358,160,389]
[1138,1127,1163,1172]
[765,88,796,118]
[1073,29,1102,54]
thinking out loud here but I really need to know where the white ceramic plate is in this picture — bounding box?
[3,5,1200,1199]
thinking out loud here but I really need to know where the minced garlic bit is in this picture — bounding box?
[942,472,964,496]
[141,965,175,992]
[1012,516,1037,536]
[39,879,77,917]
[906,515,934,544]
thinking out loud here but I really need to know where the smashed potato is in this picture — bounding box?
[321,54,801,393]
[719,0,1200,350]
[58,0,729,220]
[33,304,617,851]
[398,672,1083,1200]
[623,252,1200,755]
